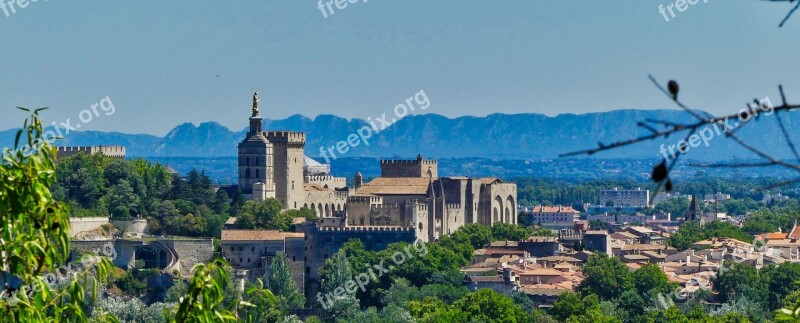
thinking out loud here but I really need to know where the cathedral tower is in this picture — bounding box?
[237,92,275,200]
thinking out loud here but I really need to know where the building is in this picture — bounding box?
[600,188,650,208]
[586,213,651,225]
[685,194,704,223]
[220,230,306,290]
[56,146,126,159]
[704,192,731,202]
[530,206,580,229]
[236,93,517,243]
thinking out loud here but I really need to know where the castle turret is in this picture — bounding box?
[354,171,363,189]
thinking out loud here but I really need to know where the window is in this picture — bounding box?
[251,247,255,252]
[239,258,242,263]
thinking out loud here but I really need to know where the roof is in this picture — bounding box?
[611,232,639,240]
[304,183,327,192]
[356,177,432,195]
[221,230,304,241]
[225,217,238,225]
[520,287,570,297]
[480,178,502,185]
[766,232,789,240]
[532,205,581,214]
[468,276,505,283]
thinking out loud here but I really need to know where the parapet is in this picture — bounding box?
[380,159,438,165]
[320,226,414,232]
[348,196,383,204]
[56,146,126,159]
[266,131,306,145]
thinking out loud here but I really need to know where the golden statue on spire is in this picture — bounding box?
[252,92,260,115]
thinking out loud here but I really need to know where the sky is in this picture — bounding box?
[0,0,798,136]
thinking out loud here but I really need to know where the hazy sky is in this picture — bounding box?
[1,1,797,135]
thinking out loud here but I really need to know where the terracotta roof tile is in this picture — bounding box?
[356,177,432,195]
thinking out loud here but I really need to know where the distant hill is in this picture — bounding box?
[2,109,798,161]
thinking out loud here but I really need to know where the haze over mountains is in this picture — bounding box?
[2,109,798,162]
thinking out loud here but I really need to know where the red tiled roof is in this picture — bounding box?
[356,177,432,195]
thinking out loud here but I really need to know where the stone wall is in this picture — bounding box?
[111,219,148,236]
[68,217,109,237]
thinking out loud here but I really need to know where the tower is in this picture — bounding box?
[238,92,275,199]
[686,194,704,224]
[354,171,363,189]
[267,131,306,209]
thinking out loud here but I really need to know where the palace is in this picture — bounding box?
[237,93,517,242]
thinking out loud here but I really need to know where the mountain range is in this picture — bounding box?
[2,109,798,162]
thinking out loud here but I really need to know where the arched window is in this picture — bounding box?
[246,157,250,166]
[255,157,259,166]
[245,169,251,178]
[255,169,260,178]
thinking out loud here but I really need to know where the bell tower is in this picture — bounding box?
[238,92,275,199]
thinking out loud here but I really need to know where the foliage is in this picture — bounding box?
[667,221,753,251]
[93,297,174,323]
[577,254,634,301]
[318,250,360,319]
[168,258,237,322]
[0,110,117,322]
[235,199,292,231]
[114,268,161,297]
[237,279,281,323]
[450,289,530,323]
[267,252,304,311]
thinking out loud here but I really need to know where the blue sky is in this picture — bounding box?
[0,0,797,135]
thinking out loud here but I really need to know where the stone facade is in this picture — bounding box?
[56,146,126,159]
[219,230,306,291]
[237,93,517,243]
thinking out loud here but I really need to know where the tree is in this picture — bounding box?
[577,254,634,301]
[169,258,238,322]
[235,199,291,230]
[633,264,675,296]
[318,250,360,319]
[0,110,116,321]
[267,252,304,312]
[767,262,800,310]
[106,179,141,219]
[450,289,530,323]
[713,261,761,304]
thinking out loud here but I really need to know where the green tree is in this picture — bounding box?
[235,199,291,230]
[577,254,634,301]
[268,252,304,312]
[318,250,360,319]
[450,289,530,323]
[0,110,116,322]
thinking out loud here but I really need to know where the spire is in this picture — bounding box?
[417,153,423,161]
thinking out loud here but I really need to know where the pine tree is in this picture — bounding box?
[268,252,305,312]
[318,250,360,319]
